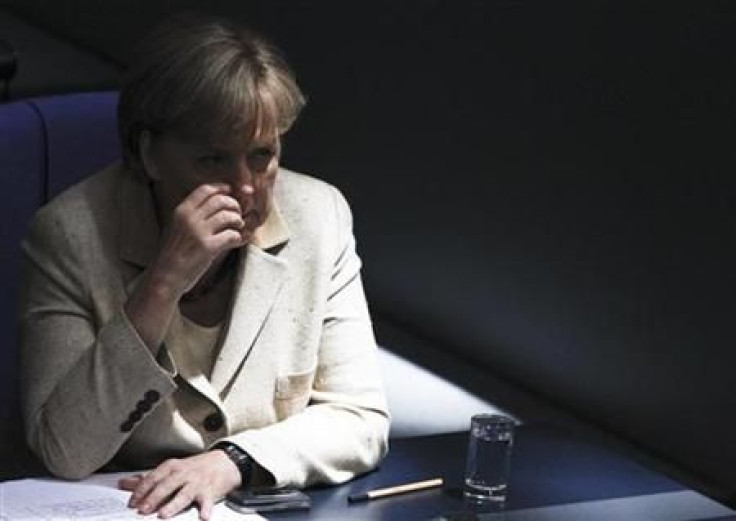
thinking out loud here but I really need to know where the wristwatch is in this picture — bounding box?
[215,442,254,488]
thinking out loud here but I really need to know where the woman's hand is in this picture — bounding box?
[119,450,241,520]
[124,183,247,352]
[151,182,248,300]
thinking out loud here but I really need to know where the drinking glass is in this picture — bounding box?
[464,413,514,504]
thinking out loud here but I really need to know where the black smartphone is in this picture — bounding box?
[225,488,311,513]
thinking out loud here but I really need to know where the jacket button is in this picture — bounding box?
[136,399,152,413]
[144,390,161,403]
[203,412,224,432]
[120,420,134,433]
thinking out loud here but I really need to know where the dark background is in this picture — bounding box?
[3,0,736,504]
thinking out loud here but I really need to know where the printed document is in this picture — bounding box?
[0,472,264,520]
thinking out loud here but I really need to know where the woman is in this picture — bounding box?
[19,14,389,520]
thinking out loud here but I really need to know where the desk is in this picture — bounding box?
[268,424,735,520]
[2,424,733,520]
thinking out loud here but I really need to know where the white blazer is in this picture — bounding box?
[19,163,389,485]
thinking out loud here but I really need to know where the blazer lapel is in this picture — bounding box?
[210,244,288,394]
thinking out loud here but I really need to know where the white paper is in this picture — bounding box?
[0,472,264,521]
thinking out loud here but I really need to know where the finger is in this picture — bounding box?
[181,183,231,211]
[119,474,143,491]
[175,194,243,247]
[130,462,176,510]
[137,474,186,516]
[207,229,248,254]
[197,193,242,220]
[205,209,245,236]
[157,484,197,519]
[197,495,215,521]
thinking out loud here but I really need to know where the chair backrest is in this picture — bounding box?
[30,91,120,200]
[0,91,120,474]
[0,99,47,470]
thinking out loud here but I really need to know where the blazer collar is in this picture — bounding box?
[252,202,290,251]
[210,246,288,394]
[117,168,160,269]
[117,165,290,269]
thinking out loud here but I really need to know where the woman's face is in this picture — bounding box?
[144,125,281,234]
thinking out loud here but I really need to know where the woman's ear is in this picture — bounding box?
[139,130,161,181]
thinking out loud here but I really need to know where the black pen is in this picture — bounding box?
[348,477,444,503]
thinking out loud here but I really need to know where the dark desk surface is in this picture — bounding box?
[268,424,734,521]
[2,423,733,520]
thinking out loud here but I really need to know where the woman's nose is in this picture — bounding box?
[234,160,255,195]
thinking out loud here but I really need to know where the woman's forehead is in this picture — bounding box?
[174,114,279,149]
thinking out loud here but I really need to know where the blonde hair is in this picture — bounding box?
[118,14,306,167]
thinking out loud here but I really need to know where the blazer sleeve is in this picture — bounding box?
[219,186,390,488]
[19,205,177,480]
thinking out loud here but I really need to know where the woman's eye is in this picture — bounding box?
[248,148,275,170]
[252,147,274,160]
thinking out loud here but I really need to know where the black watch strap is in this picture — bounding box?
[215,442,254,488]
